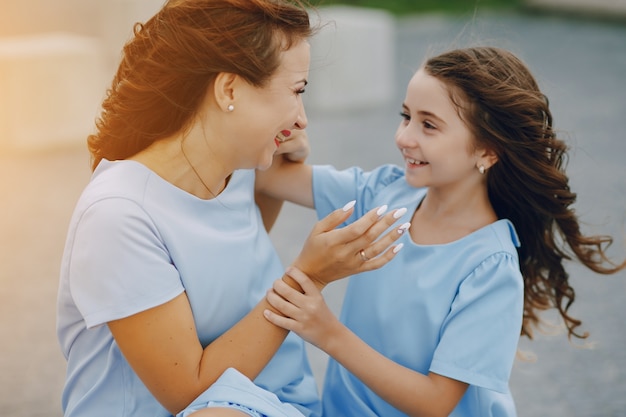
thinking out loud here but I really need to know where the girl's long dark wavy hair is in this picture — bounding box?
[424,46,625,340]
[88,0,313,171]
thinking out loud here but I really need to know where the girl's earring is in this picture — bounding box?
[478,164,486,175]
[227,104,235,112]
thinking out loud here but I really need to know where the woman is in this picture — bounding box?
[258,46,626,416]
[56,1,406,416]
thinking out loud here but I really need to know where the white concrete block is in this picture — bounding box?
[306,6,396,112]
[0,33,107,150]
[97,0,166,66]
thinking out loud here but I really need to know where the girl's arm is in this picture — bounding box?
[254,191,285,231]
[255,129,312,230]
[255,129,314,209]
[108,202,405,415]
[264,268,469,417]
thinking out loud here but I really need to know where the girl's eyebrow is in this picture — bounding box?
[402,103,447,126]
[417,110,446,125]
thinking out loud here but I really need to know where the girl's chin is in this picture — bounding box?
[404,172,426,188]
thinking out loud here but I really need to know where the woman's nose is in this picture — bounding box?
[294,104,308,130]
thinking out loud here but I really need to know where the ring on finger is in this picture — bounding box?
[359,249,370,262]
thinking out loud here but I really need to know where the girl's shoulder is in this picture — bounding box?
[452,219,521,263]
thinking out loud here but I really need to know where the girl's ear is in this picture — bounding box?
[213,72,237,112]
[477,147,499,170]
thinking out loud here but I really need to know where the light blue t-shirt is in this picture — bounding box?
[313,164,524,417]
[57,160,320,417]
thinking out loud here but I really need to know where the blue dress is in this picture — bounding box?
[57,160,320,417]
[312,164,524,417]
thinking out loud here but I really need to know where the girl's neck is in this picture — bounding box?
[410,184,497,245]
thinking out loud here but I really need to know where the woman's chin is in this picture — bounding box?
[256,156,274,171]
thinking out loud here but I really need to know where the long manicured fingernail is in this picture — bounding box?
[376,205,388,216]
[393,243,404,253]
[393,207,408,219]
[342,200,356,211]
[398,222,410,234]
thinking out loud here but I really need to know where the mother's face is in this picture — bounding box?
[227,39,311,171]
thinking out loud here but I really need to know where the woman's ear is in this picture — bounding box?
[213,72,237,112]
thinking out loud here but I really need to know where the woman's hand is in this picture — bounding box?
[264,267,339,349]
[292,202,409,289]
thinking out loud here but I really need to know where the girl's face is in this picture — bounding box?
[395,69,483,191]
[227,40,310,171]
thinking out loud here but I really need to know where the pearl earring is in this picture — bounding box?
[227,104,234,112]
[478,165,486,174]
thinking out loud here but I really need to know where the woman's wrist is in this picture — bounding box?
[281,272,304,293]
[281,266,326,292]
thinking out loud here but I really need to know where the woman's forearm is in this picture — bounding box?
[200,293,290,380]
[109,288,291,415]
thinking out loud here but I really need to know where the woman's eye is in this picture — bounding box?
[399,112,410,121]
[296,88,306,95]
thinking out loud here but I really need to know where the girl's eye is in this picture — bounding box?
[296,88,306,95]
[423,120,436,130]
[399,112,410,121]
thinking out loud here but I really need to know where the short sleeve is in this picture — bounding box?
[312,164,404,224]
[68,197,184,328]
[430,253,523,393]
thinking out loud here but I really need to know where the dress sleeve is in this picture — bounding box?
[68,197,184,328]
[312,164,404,224]
[430,252,524,393]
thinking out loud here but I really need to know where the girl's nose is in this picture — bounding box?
[395,124,415,148]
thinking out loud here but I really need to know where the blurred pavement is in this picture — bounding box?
[1,10,625,417]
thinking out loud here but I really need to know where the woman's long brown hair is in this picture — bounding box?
[88,0,313,171]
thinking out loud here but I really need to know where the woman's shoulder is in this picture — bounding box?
[73,160,165,225]
[87,159,152,199]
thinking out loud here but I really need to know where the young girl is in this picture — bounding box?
[256,46,626,416]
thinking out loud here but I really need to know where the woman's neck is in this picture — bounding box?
[130,135,230,200]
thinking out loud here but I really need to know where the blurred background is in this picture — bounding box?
[1,1,625,416]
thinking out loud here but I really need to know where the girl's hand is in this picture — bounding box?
[255,129,310,230]
[275,129,309,162]
[264,267,339,349]
[264,268,470,417]
[293,202,409,288]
